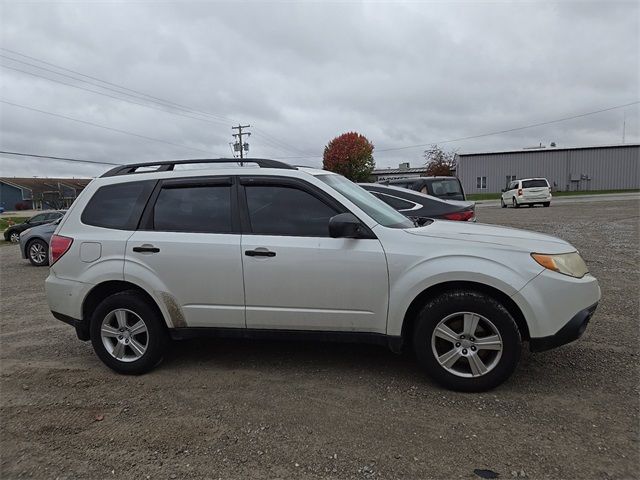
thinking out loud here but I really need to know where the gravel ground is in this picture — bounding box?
[1,199,639,480]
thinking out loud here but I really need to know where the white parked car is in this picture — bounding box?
[501,178,552,208]
[45,160,600,391]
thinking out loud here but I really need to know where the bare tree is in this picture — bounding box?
[423,144,457,176]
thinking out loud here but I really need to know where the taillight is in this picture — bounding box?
[443,210,475,222]
[49,235,73,266]
[517,188,523,196]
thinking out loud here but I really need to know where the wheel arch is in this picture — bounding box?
[82,280,170,332]
[400,281,530,347]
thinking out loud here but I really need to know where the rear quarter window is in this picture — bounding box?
[81,181,154,230]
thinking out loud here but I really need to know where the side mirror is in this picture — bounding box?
[329,213,369,239]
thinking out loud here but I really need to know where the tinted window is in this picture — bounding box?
[372,192,416,210]
[428,179,462,197]
[29,214,48,223]
[245,185,337,236]
[522,179,549,188]
[82,181,153,230]
[154,185,232,233]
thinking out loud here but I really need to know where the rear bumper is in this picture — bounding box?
[52,311,90,341]
[529,303,597,352]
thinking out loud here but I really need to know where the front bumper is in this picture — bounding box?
[529,303,598,352]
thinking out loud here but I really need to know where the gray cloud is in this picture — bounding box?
[0,0,638,178]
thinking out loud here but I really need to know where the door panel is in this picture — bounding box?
[241,235,388,333]
[125,231,245,328]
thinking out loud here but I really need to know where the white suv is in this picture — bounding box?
[46,159,600,391]
[501,178,552,208]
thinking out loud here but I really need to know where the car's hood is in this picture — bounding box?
[405,220,574,253]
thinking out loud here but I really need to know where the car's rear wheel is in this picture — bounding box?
[412,290,521,391]
[90,291,168,374]
[512,197,519,208]
[27,238,49,266]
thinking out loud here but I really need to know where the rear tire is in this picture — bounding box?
[27,238,49,266]
[412,290,521,392]
[90,291,168,375]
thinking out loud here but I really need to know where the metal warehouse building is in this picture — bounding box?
[456,144,639,194]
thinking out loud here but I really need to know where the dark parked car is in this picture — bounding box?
[3,210,66,243]
[382,176,466,201]
[360,184,475,224]
[19,217,62,266]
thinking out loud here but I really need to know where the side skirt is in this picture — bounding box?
[169,327,403,352]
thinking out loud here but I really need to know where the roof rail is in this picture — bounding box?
[100,158,297,177]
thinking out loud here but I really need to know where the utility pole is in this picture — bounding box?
[232,124,251,161]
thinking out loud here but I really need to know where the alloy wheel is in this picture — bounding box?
[9,232,19,243]
[100,309,149,362]
[29,242,47,265]
[431,311,503,378]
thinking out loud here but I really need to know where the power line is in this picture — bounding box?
[0,150,120,166]
[0,99,212,154]
[376,101,640,153]
[232,124,251,160]
[1,48,307,156]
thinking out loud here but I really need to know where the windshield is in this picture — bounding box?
[316,174,414,229]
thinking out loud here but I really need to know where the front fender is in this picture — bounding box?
[386,254,542,336]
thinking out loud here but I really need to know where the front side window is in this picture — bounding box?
[245,185,337,237]
[82,181,153,230]
[29,214,47,223]
[316,174,413,229]
[153,185,232,233]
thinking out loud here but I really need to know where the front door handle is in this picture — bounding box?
[245,249,276,257]
[133,245,160,253]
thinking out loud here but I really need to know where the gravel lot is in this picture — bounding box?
[1,199,639,479]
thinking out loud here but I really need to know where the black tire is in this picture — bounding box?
[90,291,168,374]
[512,197,520,208]
[27,238,49,266]
[543,202,550,207]
[6,229,20,243]
[412,290,521,392]
[500,198,506,208]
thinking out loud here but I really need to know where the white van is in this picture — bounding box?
[501,178,552,208]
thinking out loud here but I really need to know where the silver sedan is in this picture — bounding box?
[19,219,60,266]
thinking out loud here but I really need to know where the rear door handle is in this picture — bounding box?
[133,245,160,253]
[245,249,276,257]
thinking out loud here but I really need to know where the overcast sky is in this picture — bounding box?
[0,0,638,178]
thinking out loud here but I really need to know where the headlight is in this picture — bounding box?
[531,252,589,278]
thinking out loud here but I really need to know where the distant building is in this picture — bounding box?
[371,162,428,182]
[0,177,92,211]
[456,143,639,194]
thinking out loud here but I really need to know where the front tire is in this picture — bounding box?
[8,230,20,243]
[500,198,506,208]
[27,238,49,266]
[90,291,168,374]
[412,290,521,392]
[543,202,550,207]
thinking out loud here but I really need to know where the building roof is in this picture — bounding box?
[371,167,428,175]
[457,143,640,157]
[0,177,92,195]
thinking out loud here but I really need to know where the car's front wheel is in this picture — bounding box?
[90,291,169,374]
[27,238,49,266]
[8,230,20,243]
[543,202,550,207]
[500,198,506,208]
[413,290,521,391]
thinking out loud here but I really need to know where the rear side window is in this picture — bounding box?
[522,179,549,188]
[245,185,337,237]
[372,192,416,210]
[153,185,232,233]
[82,181,153,230]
